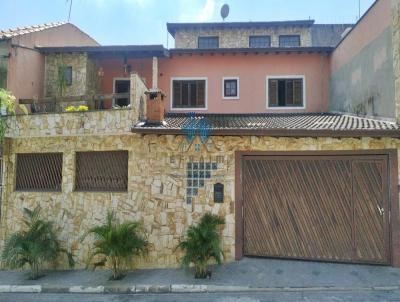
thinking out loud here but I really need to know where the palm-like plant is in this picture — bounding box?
[1,207,74,280]
[176,213,225,278]
[82,211,148,280]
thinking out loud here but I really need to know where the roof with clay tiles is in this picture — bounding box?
[0,22,67,40]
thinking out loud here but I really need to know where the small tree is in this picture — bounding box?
[82,211,148,280]
[176,213,225,278]
[1,207,74,279]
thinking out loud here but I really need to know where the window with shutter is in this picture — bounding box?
[269,80,278,106]
[172,79,207,109]
[268,77,304,108]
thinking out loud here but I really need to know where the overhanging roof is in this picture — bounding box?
[37,45,169,57]
[170,47,334,55]
[167,20,316,37]
[132,113,400,138]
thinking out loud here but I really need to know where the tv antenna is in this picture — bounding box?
[220,4,230,21]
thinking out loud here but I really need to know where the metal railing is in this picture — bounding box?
[19,93,131,114]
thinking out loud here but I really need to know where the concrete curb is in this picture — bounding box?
[0,284,398,294]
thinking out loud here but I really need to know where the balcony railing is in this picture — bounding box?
[19,93,131,114]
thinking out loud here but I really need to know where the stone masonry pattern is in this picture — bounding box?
[174,27,312,48]
[0,126,399,269]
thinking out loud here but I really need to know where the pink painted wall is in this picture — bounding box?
[158,53,330,114]
[330,0,391,73]
[6,23,98,102]
[98,57,152,108]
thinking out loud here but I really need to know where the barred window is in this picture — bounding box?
[249,36,271,48]
[75,151,128,192]
[198,37,219,49]
[16,153,63,191]
[279,35,301,47]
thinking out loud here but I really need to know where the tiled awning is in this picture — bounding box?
[132,113,400,138]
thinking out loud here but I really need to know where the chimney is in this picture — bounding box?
[145,89,166,125]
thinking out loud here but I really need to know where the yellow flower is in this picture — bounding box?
[65,106,77,112]
[77,105,89,111]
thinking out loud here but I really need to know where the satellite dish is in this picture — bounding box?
[221,4,230,21]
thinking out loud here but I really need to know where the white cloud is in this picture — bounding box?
[179,0,217,22]
[196,0,216,22]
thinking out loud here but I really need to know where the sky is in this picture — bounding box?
[0,0,376,47]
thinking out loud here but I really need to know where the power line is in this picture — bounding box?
[67,0,73,22]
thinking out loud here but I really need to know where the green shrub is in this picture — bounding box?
[82,211,148,280]
[176,213,225,278]
[1,207,74,279]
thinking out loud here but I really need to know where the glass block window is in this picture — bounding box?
[186,160,218,204]
[249,36,271,48]
[198,37,219,49]
[279,35,301,47]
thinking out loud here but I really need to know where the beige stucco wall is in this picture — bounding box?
[0,127,399,269]
[174,26,312,48]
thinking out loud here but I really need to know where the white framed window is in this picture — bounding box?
[266,75,306,109]
[222,77,240,100]
[171,77,208,110]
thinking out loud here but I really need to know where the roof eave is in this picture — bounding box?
[131,127,400,138]
[170,47,334,55]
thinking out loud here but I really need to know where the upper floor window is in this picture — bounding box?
[58,66,72,86]
[268,77,304,108]
[172,78,206,109]
[279,35,301,47]
[249,36,271,48]
[198,37,219,49]
[223,77,239,99]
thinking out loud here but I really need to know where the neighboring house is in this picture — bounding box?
[0,0,399,271]
[0,22,98,102]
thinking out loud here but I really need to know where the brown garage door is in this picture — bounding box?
[242,155,390,265]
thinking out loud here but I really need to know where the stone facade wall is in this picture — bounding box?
[174,27,312,48]
[130,73,148,121]
[0,132,399,270]
[5,109,135,138]
[45,53,88,97]
[392,0,400,123]
[85,57,100,96]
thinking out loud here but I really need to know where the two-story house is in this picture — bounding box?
[1,0,399,270]
[0,22,99,102]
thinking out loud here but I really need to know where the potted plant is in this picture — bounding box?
[82,211,148,280]
[1,207,75,280]
[176,213,225,278]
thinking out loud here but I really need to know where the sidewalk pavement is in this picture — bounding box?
[1,257,400,294]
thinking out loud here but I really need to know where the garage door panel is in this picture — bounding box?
[242,155,390,265]
[353,160,389,263]
[243,158,353,261]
